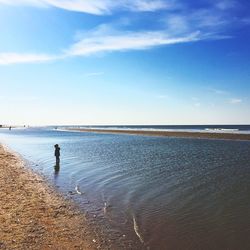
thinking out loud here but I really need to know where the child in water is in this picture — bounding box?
[54,144,60,165]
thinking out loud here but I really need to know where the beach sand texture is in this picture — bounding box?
[0,145,110,250]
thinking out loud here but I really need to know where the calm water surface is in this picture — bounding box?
[1,128,250,249]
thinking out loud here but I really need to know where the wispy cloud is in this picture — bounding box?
[66,29,203,57]
[0,0,46,7]
[0,0,247,65]
[0,23,231,65]
[215,0,237,10]
[241,18,250,25]
[191,97,201,107]
[0,0,242,15]
[164,8,233,38]
[128,0,172,12]
[229,98,242,104]
[0,53,57,65]
[0,0,171,14]
[42,0,112,15]
[207,87,229,95]
[194,102,201,107]
[0,26,210,65]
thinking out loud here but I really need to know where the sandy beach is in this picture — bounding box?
[0,144,114,250]
[67,128,250,141]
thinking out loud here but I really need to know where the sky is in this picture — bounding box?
[0,0,250,126]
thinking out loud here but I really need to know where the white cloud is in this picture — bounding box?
[0,24,226,65]
[166,15,190,34]
[42,0,111,15]
[0,0,46,7]
[229,98,242,104]
[0,53,57,65]
[66,29,203,57]
[0,0,171,14]
[215,0,237,10]
[191,97,201,107]
[194,10,228,28]
[164,8,231,37]
[0,0,239,66]
[207,87,229,95]
[241,18,250,25]
[0,29,202,65]
[129,0,171,12]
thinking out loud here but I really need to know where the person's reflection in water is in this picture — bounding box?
[54,164,60,179]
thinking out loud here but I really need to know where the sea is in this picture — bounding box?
[0,125,250,249]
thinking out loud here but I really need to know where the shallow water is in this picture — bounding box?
[1,128,250,249]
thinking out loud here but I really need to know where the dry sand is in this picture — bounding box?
[0,145,114,250]
[68,128,250,141]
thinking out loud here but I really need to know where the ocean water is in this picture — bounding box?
[0,127,250,249]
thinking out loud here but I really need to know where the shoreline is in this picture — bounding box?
[0,144,116,250]
[67,128,250,141]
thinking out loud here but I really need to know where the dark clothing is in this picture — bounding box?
[54,147,60,157]
[54,144,60,166]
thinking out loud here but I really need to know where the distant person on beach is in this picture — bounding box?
[9,126,11,130]
[54,144,60,166]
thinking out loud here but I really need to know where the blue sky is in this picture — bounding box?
[0,0,250,125]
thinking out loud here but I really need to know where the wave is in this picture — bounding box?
[75,185,84,195]
[132,215,144,244]
[205,128,239,131]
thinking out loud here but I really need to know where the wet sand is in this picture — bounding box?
[0,144,114,250]
[67,128,250,141]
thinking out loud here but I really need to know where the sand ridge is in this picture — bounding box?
[67,128,250,141]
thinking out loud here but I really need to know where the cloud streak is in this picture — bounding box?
[0,0,245,65]
[1,22,216,65]
[229,98,242,104]
[0,22,230,65]
[207,87,229,95]
[0,26,215,65]
[0,0,171,14]
[0,53,57,65]
[66,29,203,57]
[215,0,237,10]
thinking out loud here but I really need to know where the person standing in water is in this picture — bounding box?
[54,144,60,166]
